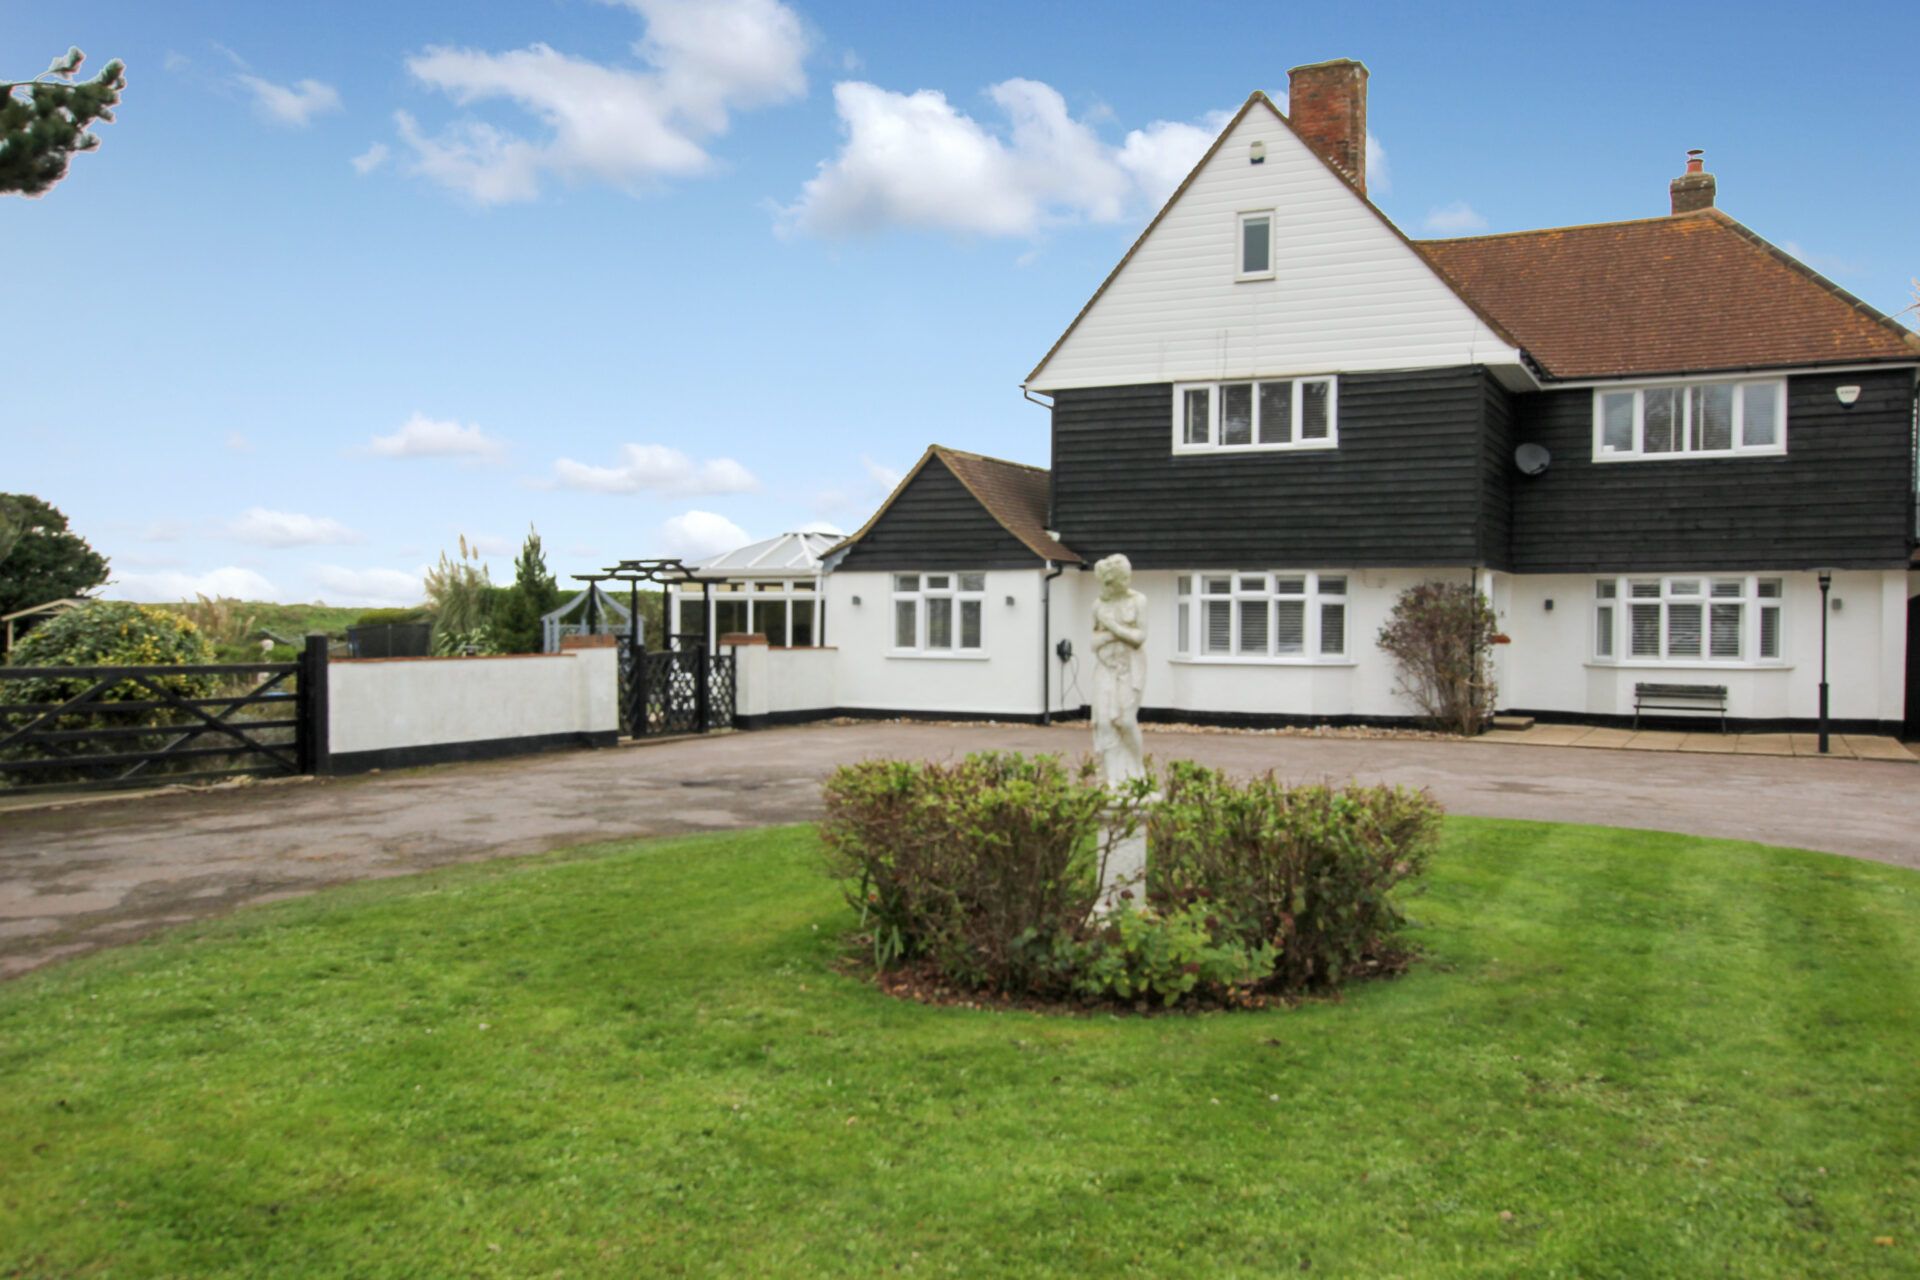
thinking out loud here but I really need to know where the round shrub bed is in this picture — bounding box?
[821,751,1440,1011]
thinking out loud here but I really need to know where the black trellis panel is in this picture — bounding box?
[616,641,735,737]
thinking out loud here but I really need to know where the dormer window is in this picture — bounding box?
[1238,210,1273,280]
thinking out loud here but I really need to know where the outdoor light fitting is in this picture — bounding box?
[1835,385,1861,407]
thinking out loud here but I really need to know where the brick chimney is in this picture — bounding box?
[1287,58,1369,195]
[1670,149,1716,214]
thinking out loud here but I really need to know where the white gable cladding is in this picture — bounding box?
[1026,101,1524,392]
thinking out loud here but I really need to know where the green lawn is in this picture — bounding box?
[3,820,1917,1278]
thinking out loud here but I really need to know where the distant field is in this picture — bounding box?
[139,601,369,638]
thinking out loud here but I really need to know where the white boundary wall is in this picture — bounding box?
[329,649,618,767]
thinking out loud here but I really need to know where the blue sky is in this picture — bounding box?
[9,0,1917,606]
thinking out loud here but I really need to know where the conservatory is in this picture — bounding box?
[670,531,837,650]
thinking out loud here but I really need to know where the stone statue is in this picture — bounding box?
[1091,553,1147,788]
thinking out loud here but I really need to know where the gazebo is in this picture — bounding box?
[669,531,837,650]
[539,583,636,654]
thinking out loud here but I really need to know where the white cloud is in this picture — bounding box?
[225,431,253,453]
[108,566,281,603]
[660,510,749,559]
[227,508,362,549]
[795,519,844,535]
[781,79,1227,238]
[351,142,391,175]
[313,565,427,608]
[551,443,758,496]
[237,74,343,127]
[368,412,505,460]
[1365,131,1390,195]
[1423,201,1489,234]
[862,454,902,490]
[395,0,809,204]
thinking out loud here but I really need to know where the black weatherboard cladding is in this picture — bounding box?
[1049,368,1491,569]
[835,454,1041,571]
[1506,368,1918,572]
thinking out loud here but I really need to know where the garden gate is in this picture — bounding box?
[583,556,735,739]
[0,636,329,795]
[617,639,736,738]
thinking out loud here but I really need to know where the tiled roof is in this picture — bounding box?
[827,446,1081,564]
[1416,209,1920,379]
[932,447,1080,563]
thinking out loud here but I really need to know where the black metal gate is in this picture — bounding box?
[618,639,735,738]
[0,638,328,795]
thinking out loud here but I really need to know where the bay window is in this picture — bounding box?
[891,572,986,655]
[1174,572,1347,661]
[1172,377,1337,453]
[1593,378,1785,460]
[1594,575,1784,665]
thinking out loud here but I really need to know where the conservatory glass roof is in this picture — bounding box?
[690,531,839,579]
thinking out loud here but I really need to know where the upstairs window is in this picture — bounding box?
[1593,378,1786,460]
[1172,377,1337,454]
[1174,572,1347,661]
[891,572,985,655]
[1237,211,1273,279]
[1594,575,1784,665]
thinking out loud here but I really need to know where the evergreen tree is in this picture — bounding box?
[494,526,561,653]
[0,494,110,624]
[2,48,126,196]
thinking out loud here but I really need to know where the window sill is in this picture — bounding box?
[1591,448,1786,463]
[1170,656,1358,668]
[1171,440,1338,457]
[1585,661,1794,673]
[888,650,990,661]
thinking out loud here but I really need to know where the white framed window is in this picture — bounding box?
[1174,572,1347,662]
[1592,378,1786,461]
[1593,574,1785,665]
[1171,377,1338,454]
[890,572,985,655]
[1237,210,1274,280]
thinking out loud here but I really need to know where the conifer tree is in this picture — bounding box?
[2,48,126,196]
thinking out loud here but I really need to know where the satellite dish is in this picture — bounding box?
[1514,443,1551,477]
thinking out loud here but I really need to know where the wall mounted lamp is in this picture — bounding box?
[1835,385,1861,407]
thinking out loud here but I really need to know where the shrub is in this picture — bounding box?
[1066,901,1277,1007]
[6,600,216,704]
[820,752,1149,992]
[822,753,1440,1008]
[1376,581,1500,734]
[1147,763,1440,991]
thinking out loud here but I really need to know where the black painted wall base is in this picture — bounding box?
[733,704,1911,741]
[1505,708,1909,739]
[329,729,619,775]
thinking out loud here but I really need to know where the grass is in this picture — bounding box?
[2,819,1918,1278]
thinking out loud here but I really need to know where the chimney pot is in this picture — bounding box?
[1286,58,1369,195]
[1670,149,1716,214]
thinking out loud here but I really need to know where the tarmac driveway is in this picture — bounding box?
[3,721,1917,979]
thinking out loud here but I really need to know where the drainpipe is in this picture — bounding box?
[1041,560,1065,724]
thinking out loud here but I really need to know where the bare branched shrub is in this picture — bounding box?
[1376,581,1499,735]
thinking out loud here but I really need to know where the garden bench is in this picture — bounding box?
[1632,682,1728,732]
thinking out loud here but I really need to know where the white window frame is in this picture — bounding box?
[1170,377,1339,455]
[888,572,987,658]
[1173,571,1351,664]
[1590,376,1788,461]
[1591,574,1787,667]
[1236,209,1275,281]
[677,577,821,650]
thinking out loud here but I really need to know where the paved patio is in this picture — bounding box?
[4,720,1918,981]
[1481,723,1919,761]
